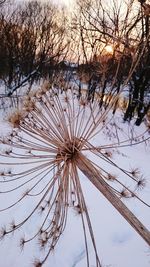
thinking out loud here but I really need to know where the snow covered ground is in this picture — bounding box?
[0,88,149,267]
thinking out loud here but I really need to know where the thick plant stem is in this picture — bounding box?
[76,153,150,246]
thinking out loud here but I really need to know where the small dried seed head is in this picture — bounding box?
[136,178,146,190]
[120,189,130,198]
[8,110,25,128]
[19,237,26,251]
[64,96,70,103]
[107,173,116,181]
[7,169,12,175]
[0,171,5,176]
[74,204,83,215]
[0,226,7,240]
[38,237,47,250]
[33,259,42,267]
[23,99,36,113]
[41,81,50,93]
[130,168,140,178]
[39,206,45,214]
[104,150,113,158]
[80,98,88,107]
[9,220,16,231]
[4,149,12,155]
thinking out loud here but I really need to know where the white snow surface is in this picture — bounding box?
[0,90,149,267]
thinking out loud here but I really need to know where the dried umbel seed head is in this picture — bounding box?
[104,150,113,158]
[80,97,88,107]
[107,173,116,181]
[9,220,16,231]
[0,226,7,240]
[33,259,43,267]
[130,168,140,178]
[0,87,149,267]
[64,95,70,103]
[4,149,12,155]
[0,171,5,176]
[38,237,48,250]
[23,99,36,113]
[120,189,131,198]
[136,178,146,190]
[56,138,81,162]
[73,203,86,215]
[7,110,26,128]
[19,237,26,251]
[35,90,43,99]
[41,81,51,93]
[39,206,45,214]
[7,169,12,175]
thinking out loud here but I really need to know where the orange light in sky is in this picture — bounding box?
[105,45,114,54]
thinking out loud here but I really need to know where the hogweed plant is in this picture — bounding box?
[0,83,150,267]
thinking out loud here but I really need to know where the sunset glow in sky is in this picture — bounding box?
[57,0,74,7]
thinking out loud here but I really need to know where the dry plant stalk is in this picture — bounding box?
[76,154,150,245]
[0,84,149,266]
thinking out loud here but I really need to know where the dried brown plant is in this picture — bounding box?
[0,84,150,266]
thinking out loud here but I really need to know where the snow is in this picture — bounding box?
[0,88,149,267]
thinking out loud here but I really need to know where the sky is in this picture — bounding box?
[58,0,72,5]
[51,0,74,7]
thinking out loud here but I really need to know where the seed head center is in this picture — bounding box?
[56,137,81,161]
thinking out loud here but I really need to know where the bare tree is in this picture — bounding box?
[71,0,150,122]
[0,1,70,96]
[0,0,6,5]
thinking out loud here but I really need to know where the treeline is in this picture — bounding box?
[0,0,150,125]
[0,1,69,94]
